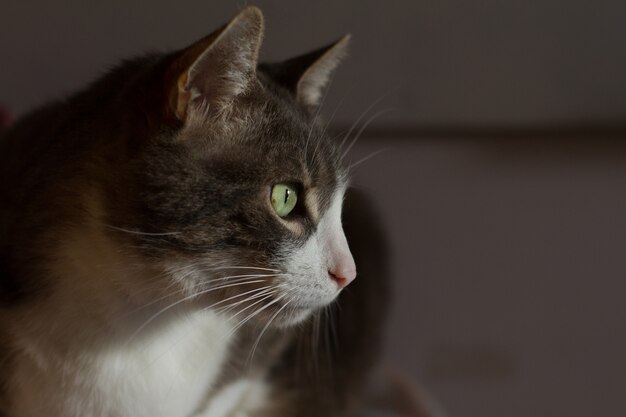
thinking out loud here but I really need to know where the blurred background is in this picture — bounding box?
[1,1,625,416]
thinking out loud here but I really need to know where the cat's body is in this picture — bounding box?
[0,7,387,417]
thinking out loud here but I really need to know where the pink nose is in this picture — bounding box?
[329,265,357,289]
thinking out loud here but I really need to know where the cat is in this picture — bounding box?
[0,6,388,417]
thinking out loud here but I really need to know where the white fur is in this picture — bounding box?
[197,378,270,417]
[279,186,356,319]
[13,312,232,417]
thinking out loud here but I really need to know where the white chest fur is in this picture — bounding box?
[12,310,234,417]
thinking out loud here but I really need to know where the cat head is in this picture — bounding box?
[106,7,355,327]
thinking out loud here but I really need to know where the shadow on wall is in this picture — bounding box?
[347,137,626,417]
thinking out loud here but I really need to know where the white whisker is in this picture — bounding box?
[210,287,278,314]
[320,92,348,140]
[144,288,277,367]
[347,147,391,171]
[328,302,339,354]
[338,90,392,152]
[120,274,279,318]
[103,224,180,236]
[220,291,275,319]
[206,266,282,273]
[304,73,335,163]
[227,295,286,337]
[247,298,293,365]
[128,280,266,342]
[311,310,321,376]
[341,108,392,160]
[195,272,286,281]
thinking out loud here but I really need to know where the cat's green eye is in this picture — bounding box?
[271,183,298,217]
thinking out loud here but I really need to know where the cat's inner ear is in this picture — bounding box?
[263,35,350,108]
[169,6,264,120]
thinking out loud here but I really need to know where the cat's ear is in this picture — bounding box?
[296,35,350,107]
[264,35,350,108]
[168,6,264,121]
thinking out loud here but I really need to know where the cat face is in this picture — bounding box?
[115,7,355,327]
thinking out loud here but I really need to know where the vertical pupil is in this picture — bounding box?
[283,188,290,205]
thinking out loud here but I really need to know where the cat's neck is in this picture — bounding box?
[7,215,289,417]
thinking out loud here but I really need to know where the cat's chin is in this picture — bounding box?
[273,289,344,328]
[274,307,314,328]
